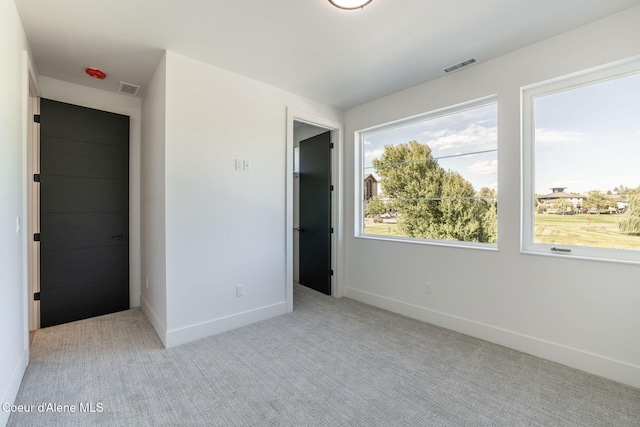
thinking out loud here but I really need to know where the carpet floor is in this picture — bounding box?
[8,284,640,426]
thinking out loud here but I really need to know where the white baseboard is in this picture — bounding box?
[165,302,287,348]
[344,286,640,389]
[140,295,167,347]
[0,349,28,427]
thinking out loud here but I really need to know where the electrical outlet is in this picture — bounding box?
[424,282,432,294]
[236,285,244,297]
[235,159,243,171]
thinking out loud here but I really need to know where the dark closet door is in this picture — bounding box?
[39,99,130,327]
[299,131,332,295]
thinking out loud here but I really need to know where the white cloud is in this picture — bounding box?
[364,147,385,161]
[467,159,497,175]
[535,129,582,143]
[424,124,497,150]
[420,128,448,139]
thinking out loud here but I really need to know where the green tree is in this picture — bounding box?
[614,184,629,195]
[626,187,640,197]
[372,140,496,243]
[619,194,640,234]
[552,198,572,214]
[583,190,616,213]
[365,197,387,218]
[438,171,483,241]
[535,194,546,213]
[479,187,498,243]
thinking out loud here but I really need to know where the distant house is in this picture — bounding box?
[613,195,629,212]
[537,187,586,212]
[364,174,378,200]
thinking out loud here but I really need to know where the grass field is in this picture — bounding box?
[364,214,640,250]
[364,221,400,236]
[534,213,639,250]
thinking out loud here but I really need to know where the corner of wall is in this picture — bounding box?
[165,301,287,348]
[140,51,168,347]
[140,294,167,347]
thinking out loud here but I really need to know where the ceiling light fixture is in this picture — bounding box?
[85,68,107,80]
[329,0,373,10]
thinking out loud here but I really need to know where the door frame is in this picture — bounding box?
[24,53,40,333]
[24,81,142,332]
[286,108,343,312]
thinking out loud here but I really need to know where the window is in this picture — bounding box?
[522,58,640,263]
[357,97,498,247]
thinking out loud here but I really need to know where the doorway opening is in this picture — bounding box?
[295,125,331,295]
[29,99,130,329]
[286,109,342,311]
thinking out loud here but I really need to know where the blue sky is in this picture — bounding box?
[534,70,640,195]
[362,103,498,193]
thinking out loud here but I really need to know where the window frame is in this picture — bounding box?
[355,95,498,250]
[521,56,640,265]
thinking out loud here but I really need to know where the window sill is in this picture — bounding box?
[355,233,498,251]
[520,246,640,266]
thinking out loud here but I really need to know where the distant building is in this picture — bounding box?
[364,174,378,200]
[613,195,629,212]
[537,187,586,212]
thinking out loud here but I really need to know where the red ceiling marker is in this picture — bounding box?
[85,68,107,80]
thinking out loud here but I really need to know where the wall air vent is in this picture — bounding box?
[117,81,140,96]
[444,58,477,73]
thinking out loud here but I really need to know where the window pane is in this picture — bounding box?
[533,71,640,251]
[361,100,497,245]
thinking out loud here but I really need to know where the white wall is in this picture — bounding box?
[0,1,31,425]
[160,51,342,347]
[37,77,143,309]
[344,6,640,388]
[140,54,168,345]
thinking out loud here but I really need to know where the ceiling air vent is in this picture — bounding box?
[118,81,140,96]
[444,58,477,73]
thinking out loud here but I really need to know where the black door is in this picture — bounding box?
[299,131,332,295]
[39,99,130,327]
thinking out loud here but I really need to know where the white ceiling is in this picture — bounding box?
[15,0,640,110]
